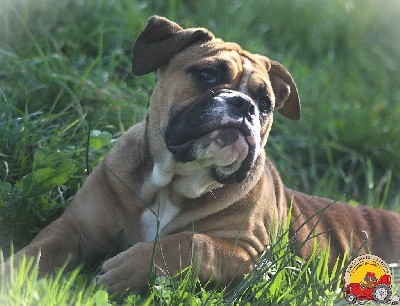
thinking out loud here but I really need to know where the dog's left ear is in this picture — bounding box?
[132,16,214,75]
[269,60,301,120]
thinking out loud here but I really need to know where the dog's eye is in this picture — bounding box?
[256,84,273,114]
[196,69,218,83]
[258,95,272,113]
[258,96,272,113]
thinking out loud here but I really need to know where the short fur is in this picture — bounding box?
[5,16,400,294]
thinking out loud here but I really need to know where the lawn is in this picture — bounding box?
[0,0,399,305]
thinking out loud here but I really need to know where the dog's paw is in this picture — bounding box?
[96,243,152,295]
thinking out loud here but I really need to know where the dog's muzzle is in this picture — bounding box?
[164,90,263,184]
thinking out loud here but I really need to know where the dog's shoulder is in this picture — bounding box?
[105,119,149,167]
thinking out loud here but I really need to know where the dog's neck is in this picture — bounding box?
[139,150,224,204]
[138,100,268,235]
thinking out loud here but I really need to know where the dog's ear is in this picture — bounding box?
[132,16,214,75]
[269,60,301,120]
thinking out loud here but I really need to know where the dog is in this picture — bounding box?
[4,16,400,294]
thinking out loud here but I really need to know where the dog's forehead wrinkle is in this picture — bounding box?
[189,41,244,67]
[238,57,253,95]
[201,39,242,53]
[189,56,236,68]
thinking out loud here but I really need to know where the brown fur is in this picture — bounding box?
[4,16,400,294]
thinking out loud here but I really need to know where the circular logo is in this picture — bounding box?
[342,254,398,304]
[344,254,391,286]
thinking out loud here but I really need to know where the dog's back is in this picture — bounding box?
[287,188,400,266]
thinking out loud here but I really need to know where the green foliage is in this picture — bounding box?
[1,158,76,222]
[90,130,112,151]
[0,252,111,306]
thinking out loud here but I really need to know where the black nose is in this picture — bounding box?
[220,91,255,118]
[227,96,255,117]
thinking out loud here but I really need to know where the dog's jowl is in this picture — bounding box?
[5,16,400,294]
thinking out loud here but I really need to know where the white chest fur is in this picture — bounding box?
[140,187,180,241]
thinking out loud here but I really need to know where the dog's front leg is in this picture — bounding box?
[97,232,255,294]
[4,209,110,280]
[4,216,83,278]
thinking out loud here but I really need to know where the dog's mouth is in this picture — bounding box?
[166,122,253,155]
[164,90,262,184]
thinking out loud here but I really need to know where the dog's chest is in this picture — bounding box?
[140,187,180,241]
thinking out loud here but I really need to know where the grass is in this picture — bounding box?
[0,0,399,304]
[0,209,347,305]
[1,254,111,305]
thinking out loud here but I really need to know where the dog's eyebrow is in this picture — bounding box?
[186,58,238,85]
[186,58,231,71]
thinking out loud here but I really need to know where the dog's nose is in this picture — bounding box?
[219,91,255,118]
[227,96,256,117]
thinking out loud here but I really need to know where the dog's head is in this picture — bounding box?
[133,16,300,198]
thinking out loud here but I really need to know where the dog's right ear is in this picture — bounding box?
[132,16,214,76]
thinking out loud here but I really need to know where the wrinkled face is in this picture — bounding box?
[152,40,276,186]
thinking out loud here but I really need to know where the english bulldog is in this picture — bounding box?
[5,16,400,294]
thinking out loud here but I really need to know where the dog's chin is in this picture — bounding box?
[166,127,259,184]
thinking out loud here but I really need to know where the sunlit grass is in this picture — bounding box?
[0,251,111,306]
[0,205,347,305]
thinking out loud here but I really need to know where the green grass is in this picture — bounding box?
[0,211,347,305]
[1,254,111,305]
[1,0,400,304]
